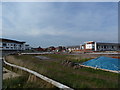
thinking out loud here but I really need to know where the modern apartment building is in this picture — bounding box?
[0,38,26,51]
[80,41,120,51]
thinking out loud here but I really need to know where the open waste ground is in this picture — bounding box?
[4,54,119,88]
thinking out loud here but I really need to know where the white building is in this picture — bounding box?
[25,44,32,50]
[67,45,80,52]
[80,41,120,51]
[0,38,26,51]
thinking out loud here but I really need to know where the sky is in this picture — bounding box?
[2,2,118,48]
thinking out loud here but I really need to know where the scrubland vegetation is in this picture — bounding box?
[4,54,119,88]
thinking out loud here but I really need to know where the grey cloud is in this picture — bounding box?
[2,2,118,47]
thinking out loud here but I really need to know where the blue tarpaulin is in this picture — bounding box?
[82,56,119,71]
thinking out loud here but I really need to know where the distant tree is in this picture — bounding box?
[62,47,66,50]
[49,46,56,51]
[58,46,63,52]
[44,48,48,52]
[38,46,41,48]
[49,46,55,48]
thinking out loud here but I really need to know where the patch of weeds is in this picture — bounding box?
[5,54,119,88]
[3,75,28,88]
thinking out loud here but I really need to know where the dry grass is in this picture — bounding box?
[5,54,119,88]
[3,74,56,88]
[3,63,57,88]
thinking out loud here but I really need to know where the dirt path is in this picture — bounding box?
[3,67,20,80]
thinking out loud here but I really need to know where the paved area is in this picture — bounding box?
[35,56,50,60]
[3,67,20,80]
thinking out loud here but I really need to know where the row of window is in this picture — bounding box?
[86,46,94,48]
[3,47,24,49]
[69,48,79,50]
[2,43,23,47]
[97,45,117,49]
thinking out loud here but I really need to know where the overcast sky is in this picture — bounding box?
[2,2,118,48]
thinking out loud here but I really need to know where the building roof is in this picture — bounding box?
[84,41,94,43]
[0,38,25,44]
[96,42,120,45]
[84,41,120,45]
[67,45,80,48]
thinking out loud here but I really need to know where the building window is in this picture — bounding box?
[101,46,103,48]
[19,45,22,47]
[97,46,99,49]
[3,43,6,46]
[104,45,106,49]
[112,46,114,48]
